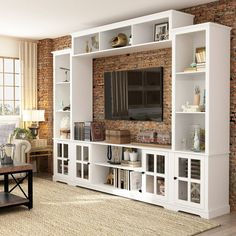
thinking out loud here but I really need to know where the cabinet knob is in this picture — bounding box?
[174,177,177,180]
[139,189,142,193]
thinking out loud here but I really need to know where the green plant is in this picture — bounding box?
[12,128,33,141]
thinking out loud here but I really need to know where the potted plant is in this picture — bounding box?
[12,128,33,141]
[194,86,200,106]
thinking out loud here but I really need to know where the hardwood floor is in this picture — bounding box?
[198,213,236,235]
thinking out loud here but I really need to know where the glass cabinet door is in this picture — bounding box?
[56,142,69,176]
[75,144,90,181]
[144,151,167,197]
[175,154,203,207]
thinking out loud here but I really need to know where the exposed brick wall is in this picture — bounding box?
[37,38,54,173]
[52,35,71,51]
[37,0,236,211]
[37,39,53,145]
[93,49,172,142]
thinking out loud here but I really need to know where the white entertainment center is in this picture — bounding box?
[52,10,231,219]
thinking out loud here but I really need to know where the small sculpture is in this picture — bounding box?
[106,172,114,185]
[111,33,128,48]
[91,35,99,49]
[181,101,201,112]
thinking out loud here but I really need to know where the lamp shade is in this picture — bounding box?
[23,110,45,122]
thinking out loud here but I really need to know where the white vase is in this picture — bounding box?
[124,151,130,161]
[129,152,138,162]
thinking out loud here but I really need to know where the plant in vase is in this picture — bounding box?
[123,147,132,161]
[12,128,33,141]
[194,86,200,106]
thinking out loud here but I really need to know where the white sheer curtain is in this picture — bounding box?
[19,41,37,111]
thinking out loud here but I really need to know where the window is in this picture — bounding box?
[0,57,20,115]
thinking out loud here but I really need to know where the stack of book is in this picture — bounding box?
[195,47,206,64]
[74,122,84,140]
[196,62,206,71]
[121,160,141,168]
[184,67,197,72]
[196,47,206,71]
[74,121,92,141]
[111,169,142,192]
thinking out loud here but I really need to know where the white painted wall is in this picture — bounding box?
[0,35,20,58]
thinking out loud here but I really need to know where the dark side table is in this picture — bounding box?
[26,146,53,173]
[0,163,33,209]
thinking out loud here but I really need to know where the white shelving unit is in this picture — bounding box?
[52,49,71,141]
[52,10,231,219]
[171,23,231,218]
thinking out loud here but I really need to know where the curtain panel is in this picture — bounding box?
[19,41,37,111]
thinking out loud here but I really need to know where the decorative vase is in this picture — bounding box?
[129,152,138,162]
[193,94,200,106]
[193,129,200,152]
[124,150,130,161]
[189,124,200,150]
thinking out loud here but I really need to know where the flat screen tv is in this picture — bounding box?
[104,67,163,121]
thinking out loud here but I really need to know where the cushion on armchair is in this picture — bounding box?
[0,123,16,145]
[13,139,31,163]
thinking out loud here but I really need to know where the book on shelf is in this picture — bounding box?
[195,47,206,64]
[183,67,197,72]
[113,168,118,188]
[121,160,141,168]
[196,62,206,71]
[112,169,130,190]
[84,122,91,141]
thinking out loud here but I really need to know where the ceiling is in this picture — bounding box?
[0,0,217,40]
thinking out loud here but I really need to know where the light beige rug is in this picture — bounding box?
[0,178,218,236]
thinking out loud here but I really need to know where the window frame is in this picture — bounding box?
[0,56,21,117]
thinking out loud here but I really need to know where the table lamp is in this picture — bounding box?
[22,110,45,139]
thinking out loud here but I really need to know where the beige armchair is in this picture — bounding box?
[12,139,31,163]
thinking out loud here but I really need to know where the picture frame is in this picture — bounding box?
[154,22,169,41]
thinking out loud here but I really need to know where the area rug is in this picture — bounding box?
[0,178,219,236]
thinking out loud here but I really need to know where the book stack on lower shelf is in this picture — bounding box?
[106,168,142,192]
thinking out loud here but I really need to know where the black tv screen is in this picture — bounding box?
[104,67,163,121]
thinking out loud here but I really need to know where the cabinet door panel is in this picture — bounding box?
[175,153,204,209]
[76,146,82,161]
[76,163,82,178]
[146,154,154,172]
[179,158,188,178]
[57,159,62,174]
[156,155,165,174]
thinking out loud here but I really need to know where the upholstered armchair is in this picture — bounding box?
[0,123,31,163]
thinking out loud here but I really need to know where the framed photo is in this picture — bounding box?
[154,22,169,41]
